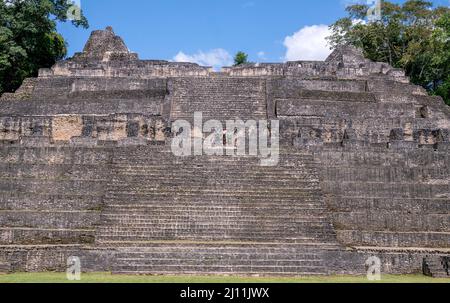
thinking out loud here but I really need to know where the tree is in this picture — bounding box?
[234,51,248,66]
[327,0,450,105]
[0,0,88,96]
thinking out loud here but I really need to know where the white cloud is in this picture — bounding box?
[283,24,332,61]
[173,49,233,70]
[257,51,267,60]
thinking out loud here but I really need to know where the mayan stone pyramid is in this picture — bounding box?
[0,27,448,277]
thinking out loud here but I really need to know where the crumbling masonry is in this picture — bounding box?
[0,27,448,277]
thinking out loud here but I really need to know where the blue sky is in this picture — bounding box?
[57,0,449,68]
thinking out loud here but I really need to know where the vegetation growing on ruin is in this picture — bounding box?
[234,51,249,66]
[328,0,450,105]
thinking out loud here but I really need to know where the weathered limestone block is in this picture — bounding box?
[96,115,127,141]
[52,115,83,142]
[20,117,51,137]
[0,117,20,141]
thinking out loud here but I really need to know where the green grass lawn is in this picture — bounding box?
[0,272,448,283]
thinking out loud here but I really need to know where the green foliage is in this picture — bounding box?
[434,75,450,106]
[234,51,248,66]
[0,0,88,95]
[328,0,450,105]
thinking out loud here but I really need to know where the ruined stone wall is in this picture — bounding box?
[271,77,449,146]
[0,115,168,146]
[314,144,450,248]
[222,46,409,84]
[0,146,111,246]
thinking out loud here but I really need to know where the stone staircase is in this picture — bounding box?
[316,145,450,248]
[95,146,341,275]
[169,77,268,122]
[112,243,335,276]
[0,146,108,246]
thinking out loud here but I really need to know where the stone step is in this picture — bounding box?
[110,162,318,169]
[111,165,318,172]
[0,163,110,179]
[96,235,336,243]
[99,215,329,223]
[112,253,326,261]
[101,211,328,218]
[322,166,450,181]
[0,192,104,211]
[0,147,112,165]
[109,177,319,185]
[0,227,95,245]
[111,153,315,160]
[110,151,313,159]
[102,241,341,249]
[113,174,318,180]
[318,150,448,167]
[97,230,335,238]
[105,204,328,211]
[109,179,321,187]
[332,211,449,232]
[106,187,323,194]
[97,230,335,236]
[326,197,450,213]
[105,194,324,202]
[336,230,450,248]
[113,264,326,273]
[96,229,335,237]
[109,239,333,275]
[322,181,449,198]
[109,177,320,185]
[110,169,319,176]
[112,266,327,276]
[114,252,322,260]
[97,228,336,235]
[116,259,323,267]
[288,89,376,103]
[0,179,106,196]
[0,210,100,229]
